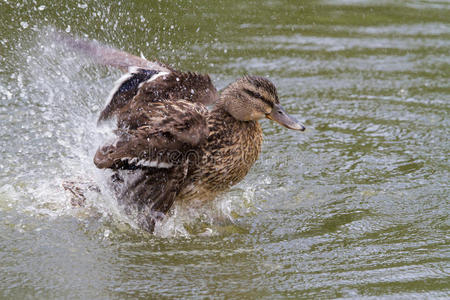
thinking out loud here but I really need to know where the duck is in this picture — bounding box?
[61,35,305,232]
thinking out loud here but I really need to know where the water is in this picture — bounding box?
[1,0,449,298]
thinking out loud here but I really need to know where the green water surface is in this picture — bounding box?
[0,0,449,299]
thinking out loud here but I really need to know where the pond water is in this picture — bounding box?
[0,0,449,298]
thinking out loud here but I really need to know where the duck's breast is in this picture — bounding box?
[179,115,263,201]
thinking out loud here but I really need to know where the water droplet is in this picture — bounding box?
[20,21,29,29]
[65,25,71,33]
[38,5,46,11]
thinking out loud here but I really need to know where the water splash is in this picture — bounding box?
[0,28,249,238]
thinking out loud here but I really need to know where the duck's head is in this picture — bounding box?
[220,75,305,131]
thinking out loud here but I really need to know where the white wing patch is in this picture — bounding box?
[105,71,135,106]
[104,67,171,109]
[138,71,170,88]
[148,71,170,82]
[121,157,173,169]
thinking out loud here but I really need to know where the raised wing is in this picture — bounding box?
[98,67,169,122]
[56,32,171,72]
[98,67,218,122]
[55,34,218,121]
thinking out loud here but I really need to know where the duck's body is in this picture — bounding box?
[111,105,263,222]
[61,36,304,232]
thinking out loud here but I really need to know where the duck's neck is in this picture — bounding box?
[211,97,263,147]
[214,95,254,122]
[213,96,230,113]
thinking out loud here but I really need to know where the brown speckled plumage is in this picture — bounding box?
[178,107,264,202]
[61,36,305,232]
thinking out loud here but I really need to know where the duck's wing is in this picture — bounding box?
[94,100,209,170]
[98,67,218,122]
[98,66,170,122]
[55,34,218,121]
[56,32,170,72]
[95,100,209,232]
[112,168,184,232]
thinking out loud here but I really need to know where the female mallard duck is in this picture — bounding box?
[63,36,305,232]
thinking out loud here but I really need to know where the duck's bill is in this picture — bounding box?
[266,104,305,131]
